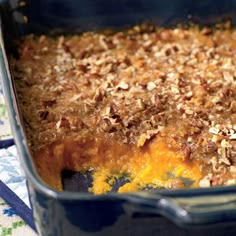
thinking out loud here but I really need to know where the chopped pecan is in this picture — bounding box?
[94,89,105,102]
[222,87,233,98]
[151,94,163,110]
[229,166,236,173]
[229,101,236,113]
[56,117,70,129]
[177,77,186,88]
[117,81,129,90]
[77,64,88,73]
[207,141,217,152]
[99,118,116,133]
[226,179,236,186]
[182,144,192,160]
[146,82,156,91]
[199,177,211,188]
[223,71,234,82]
[42,99,56,108]
[229,133,236,140]
[211,176,224,186]
[136,99,145,111]
[201,27,213,36]
[86,73,101,79]
[68,82,80,93]
[38,110,49,120]
[137,129,159,147]
[219,139,232,165]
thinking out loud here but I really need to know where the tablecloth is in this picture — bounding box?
[0,81,37,235]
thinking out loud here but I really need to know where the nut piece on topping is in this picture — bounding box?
[229,133,236,140]
[199,178,211,188]
[230,166,236,173]
[116,81,129,90]
[56,117,70,129]
[226,179,236,186]
[100,118,113,132]
[182,144,192,160]
[146,82,156,91]
[137,129,159,147]
[219,139,231,165]
[38,110,49,120]
[209,127,220,135]
[223,71,234,82]
[43,99,56,108]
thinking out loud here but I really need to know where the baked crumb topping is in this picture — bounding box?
[11,23,236,192]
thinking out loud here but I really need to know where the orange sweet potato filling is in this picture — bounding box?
[34,136,201,194]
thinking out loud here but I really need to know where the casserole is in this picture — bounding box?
[10,23,236,193]
[1,0,236,235]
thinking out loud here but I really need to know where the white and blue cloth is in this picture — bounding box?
[0,146,30,208]
[0,81,36,232]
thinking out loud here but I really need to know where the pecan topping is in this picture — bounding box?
[116,81,129,90]
[56,117,70,129]
[199,178,211,188]
[38,110,49,120]
[146,82,156,91]
[100,118,113,132]
[12,23,236,188]
[182,144,192,160]
[137,129,159,147]
[43,99,56,108]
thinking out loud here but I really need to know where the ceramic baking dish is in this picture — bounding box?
[1,0,236,235]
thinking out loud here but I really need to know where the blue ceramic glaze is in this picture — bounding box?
[1,0,236,235]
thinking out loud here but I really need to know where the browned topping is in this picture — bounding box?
[56,117,71,129]
[182,144,192,160]
[11,23,236,188]
[38,110,49,120]
[199,177,211,188]
[43,99,56,108]
[137,129,160,147]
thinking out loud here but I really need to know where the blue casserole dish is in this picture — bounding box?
[1,0,236,235]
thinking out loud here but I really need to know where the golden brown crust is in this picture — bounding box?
[11,24,236,188]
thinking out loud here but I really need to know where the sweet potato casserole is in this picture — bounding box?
[10,23,236,194]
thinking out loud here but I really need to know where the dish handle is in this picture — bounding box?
[127,190,236,226]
